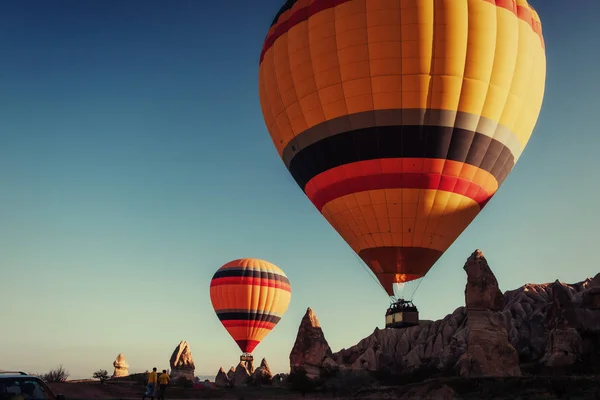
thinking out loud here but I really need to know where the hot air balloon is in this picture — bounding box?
[257,0,546,327]
[209,258,291,363]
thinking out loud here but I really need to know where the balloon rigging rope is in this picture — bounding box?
[350,251,387,297]
[409,276,425,302]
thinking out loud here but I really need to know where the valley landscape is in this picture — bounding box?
[19,250,600,399]
[2,1,599,399]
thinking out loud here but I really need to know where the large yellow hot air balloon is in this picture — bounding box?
[257,0,546,298]
[209,258,291,360]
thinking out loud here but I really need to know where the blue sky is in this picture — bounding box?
[1,0,599,379]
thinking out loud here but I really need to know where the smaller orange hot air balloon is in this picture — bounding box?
[209,258,291,363]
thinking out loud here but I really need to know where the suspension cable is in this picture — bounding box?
[350,252,388,297]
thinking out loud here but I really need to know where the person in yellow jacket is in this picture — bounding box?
[158,369,170,400]
[142,367,158,400]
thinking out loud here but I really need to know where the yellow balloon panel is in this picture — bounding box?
[258,0,546,156]
[258,0,546,295]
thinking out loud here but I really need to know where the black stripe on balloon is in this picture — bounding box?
[217,312,281,324]
[270,0,299,26]
[287,125,515,191]
[212,268,290,285]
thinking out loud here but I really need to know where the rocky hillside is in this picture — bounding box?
[290,250,600,380]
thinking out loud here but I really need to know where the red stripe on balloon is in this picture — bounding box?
[305,159,493,212]
[235,340,260,354]
[221,320,277,330]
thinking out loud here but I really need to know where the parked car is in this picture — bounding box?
[0,372,65,400]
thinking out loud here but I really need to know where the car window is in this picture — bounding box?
[0,380,22,396]
[22,380,51,400]
[0,380,53,400]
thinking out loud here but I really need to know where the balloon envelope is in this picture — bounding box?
[258,0,546,296]
[209,258,291,354]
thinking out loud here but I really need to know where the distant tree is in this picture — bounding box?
[322,370,376,396]
[287,368,317,395]
[93,369,109,382]
[39,365,69,383]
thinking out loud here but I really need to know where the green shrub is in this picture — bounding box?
[36,365,69,383]
[92,369,109,382]
[322,370,377,396]
[287,368,317,394]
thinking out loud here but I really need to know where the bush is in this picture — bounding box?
[93,369,109,381]
[322,370,377,396]
[287,368,318,394]
[38,365,70,383]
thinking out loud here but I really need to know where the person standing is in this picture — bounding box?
[158,369,170,400]
[142,367,158,400]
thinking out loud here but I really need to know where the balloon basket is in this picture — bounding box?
[385,298,420,329]
[240,353,254,374]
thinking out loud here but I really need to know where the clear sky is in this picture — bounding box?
[1,0,599,379]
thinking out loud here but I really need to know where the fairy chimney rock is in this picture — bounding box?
[252,358,273,385]
[214,367,230,387]
[289,307,334,378]
[463,249,504,311]
[112,353,129,378]
[456,250,521,377]
[226,366,235,381]
[169,340,195,381]
[232,362,251,387]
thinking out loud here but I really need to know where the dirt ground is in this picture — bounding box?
[355,376,600,400]
[47,382,315,400]
[48,375,600,400]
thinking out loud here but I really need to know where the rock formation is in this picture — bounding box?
[540,280,584,367]
[169,340,195,380]
[582,273,600,309]
[226,366,235,381]
[290,249,600,380]
[503,276,600,369]
[232,362,251,386]
[289,307,334,378]
[332,306,467,374]
[214,367,230,387]
[252,358,273,385]
[462,250,504,311]
[455,250,521,377]
[112,353,129,378]
[215,358,272,387]
[241,358,254,374]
